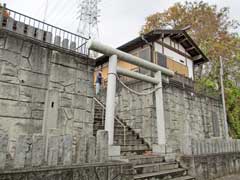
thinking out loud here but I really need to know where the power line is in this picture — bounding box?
[43,0,49,22]
[51,1,77,25]
[46,0,69,21]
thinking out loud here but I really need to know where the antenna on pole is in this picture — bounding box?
[76,0,101,39]
[43,0,49,22]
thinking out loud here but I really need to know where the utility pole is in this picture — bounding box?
[220,56,229,138]
[43,0,49,22]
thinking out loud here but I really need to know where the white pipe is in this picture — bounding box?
[155,71,166,145]
[87,40,174,76]
[105,55,118,145]
[117,67,159,85]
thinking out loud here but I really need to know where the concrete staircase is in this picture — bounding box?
[127,155,195,180]
[93,98,195,180]
[93,98,151,155]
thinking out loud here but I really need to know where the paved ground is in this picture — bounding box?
[215,174,240,180]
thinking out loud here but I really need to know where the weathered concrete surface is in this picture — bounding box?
[114,78,226,153]
[0,162,134,180]
[215,174,240,180]
[0,30,95,140]
[180,152,240,180]
[0,132,110,170]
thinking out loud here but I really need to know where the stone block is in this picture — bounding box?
[0,81,19,100]
[86,136,96,163]
[32,135,45,166]
[21,42,32,58]
[77,70,88,80]
[45,32,52,43]
[75,79,87,96]
[1,61,17,77]
[47,135,60,166]
[26,26,35,38]
[0,50,21,67]
[0,132,8,169]
[96,130,108,162]
[76,133,87,164]
[43,90,59,133]
[14,135,32,169]
[19,86,46,103]
[73,109,86,123]
[0,37,5,49]
[70,42,76,50]
[16,21,25,34]
[36,29,44,41]
[63,135,72,165]
[19,70,48,89]
[62,39,69,49]
[83,123,93,135]
[60,93,72,108]
[72,95,87,109]
[0,100,31,118]
[28,45,48,74]
[20,57,31,70]
[49,65,76,91]
[108,145,121,161]
[6,17,14,31]
[54,36,61,46]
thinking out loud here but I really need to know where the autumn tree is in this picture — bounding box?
[141,1,239,76]
[141,1,240,137]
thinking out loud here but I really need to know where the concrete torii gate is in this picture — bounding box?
[87,40,174,150]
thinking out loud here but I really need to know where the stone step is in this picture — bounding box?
[114,138,144,145]
[134,168,187,179]
[113,131,135,136]
[114,135,141,142]
[171,176,195,180]
[127,155,165,165]
[120,145,150,154]
[134,162,179,174]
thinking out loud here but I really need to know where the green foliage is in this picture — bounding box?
[195,77,220,97]
[225,80,240,138]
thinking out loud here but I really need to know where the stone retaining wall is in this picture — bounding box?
[0,130,108,170]
[114,78,226,153]
[183,139,240,156]
[0,31,95,142]
[0,162,133,180]
[180,152,240,180]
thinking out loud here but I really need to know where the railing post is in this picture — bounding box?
[155,71,166,146]
[105,55,117,145]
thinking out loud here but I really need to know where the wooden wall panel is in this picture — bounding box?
[94,60,138,85]
[167,58,188,77]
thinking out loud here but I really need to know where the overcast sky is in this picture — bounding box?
[2,0,239,47]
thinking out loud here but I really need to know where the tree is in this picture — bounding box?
[141,1,239,78]
[141,1,240,137]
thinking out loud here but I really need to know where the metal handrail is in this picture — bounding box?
[93,97,126,146]
[0,6,89,56]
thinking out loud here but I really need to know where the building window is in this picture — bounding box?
[156,52,167,68]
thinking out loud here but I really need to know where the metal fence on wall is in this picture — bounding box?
[0,6,89,56]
